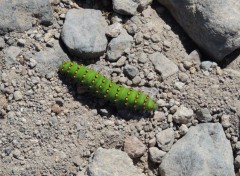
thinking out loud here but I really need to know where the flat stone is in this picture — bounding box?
[174,82,185,90]
[61,9,108,58]
[0,37,5,49]
[107,29,133,61]
[123,65,139,79]
[0,0,53,35]
[178,72,189,82]
[113,0,138,15]
[173,105,194,124]
[87,147,145,176]
[157,0,240,62]
[149,147,166,163]
[235,155,240,170]
[221,114,232,128]
[13,91,23,101]
[153,111,166,122]
[106,22,123,38]
[113,0,152,15]
[187,50,201,66]
[149,52,178,80]
[159,123,235,176]
[196,108,212,122]
[4,46,21,65]
[33,40,68,76]
[156,128,174,152]
[123,136,146,159]
[0,93,8,109]
[200,61,217,71]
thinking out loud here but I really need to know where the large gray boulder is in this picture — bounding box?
[61,9,108,59]
[159,123,235,176]
[0,0,53,35]
[157,0,240,62]
[87,147,145,176]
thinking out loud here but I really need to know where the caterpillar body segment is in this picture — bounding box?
[59,61,158,111]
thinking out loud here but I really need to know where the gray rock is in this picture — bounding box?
[148,138,157,147]
[178,72,189,83]
[235,155,240,169]
[106,22,123,38]
[149,52,178,80]
[61,9,108,58]
[182,60,193,70]
[149,147,166,163]
[221,114,231,128]
[173,105,193,124]
[159,123,235,176]
[12,149,21,159]
[0,0,53,35]
[99,109,110,116]
[113,0,152,15]
[29,58,37,68]
[200,61,217,71]
[113,0,138,15]
[87,147,145,176]
[0,37,5,49]
[174,82,185,90]
[187,50,201,66]
[135,32,144,45]
[132,76,141,85]
[72,156,82,167]
[4,46,21,65]
[179,124,188,135]
[157,0,240,62]
[13,91,23,101]
[34,40,67,76]
[123,136,146,159]
[107,29,133,61]
[116,56,127,66]
[156,128,174,152]
[138,53,148,63]
[153,111,166,122]
[17,39,26,47]
[123,65,139,79]
[49,116,58,126]
[196,108,212,122]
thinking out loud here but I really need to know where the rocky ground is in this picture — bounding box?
[0,0,240,176]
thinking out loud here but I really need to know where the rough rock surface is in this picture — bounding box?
[157,0,240,61]
[156,128,175,152]
[113,0,153,15]
[149,147,166,163]
[87,148,145,176]
[4,46,21,65]
[149,52,178,80]
[0,0,53,35]
[160,123,235,176]
[33,41,67,76]
[107,29,133,61]
[173,105,194,124]
[123,136,146,158]
[61,9,108,58]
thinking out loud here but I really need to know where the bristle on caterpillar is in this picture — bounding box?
[59,61,158,111]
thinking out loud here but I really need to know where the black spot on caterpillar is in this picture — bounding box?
[59,61,158,111]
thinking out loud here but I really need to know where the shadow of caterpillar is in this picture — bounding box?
[59,61,158,111]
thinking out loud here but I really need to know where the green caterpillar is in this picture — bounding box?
[59,61,157,111]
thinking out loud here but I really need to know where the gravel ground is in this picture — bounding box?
[0,0,240,176]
